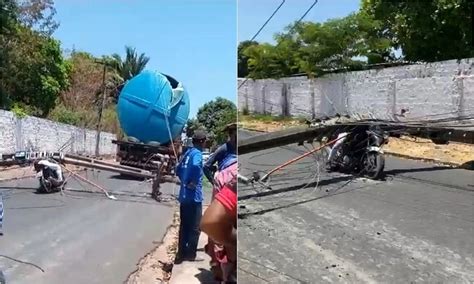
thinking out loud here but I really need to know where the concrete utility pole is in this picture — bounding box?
[95,60,109,157]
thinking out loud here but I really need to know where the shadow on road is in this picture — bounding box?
[460,160,474,170]
[0,186,37,191]
[238,187,357,219]
[384,165,474,192]
[384,165,453,177]
[109,174,146,181]
[194,268,217,283]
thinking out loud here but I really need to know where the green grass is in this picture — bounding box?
[239,112,307,123]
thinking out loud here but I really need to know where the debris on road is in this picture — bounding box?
[239,118,474,166]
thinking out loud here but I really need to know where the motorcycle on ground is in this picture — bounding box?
[325,126,389,180]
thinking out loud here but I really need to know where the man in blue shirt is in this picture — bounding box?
[175,130,207,263]
[203,123,236,184]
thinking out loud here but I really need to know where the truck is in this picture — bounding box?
[113,71,190,177]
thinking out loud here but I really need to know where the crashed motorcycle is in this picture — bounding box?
[325,127,388,180]
[35,161,65,193]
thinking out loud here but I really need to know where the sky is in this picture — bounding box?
[53,0,237,118]
[238,0,360,43]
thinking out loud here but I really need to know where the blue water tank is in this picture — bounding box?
[117,71,190,144]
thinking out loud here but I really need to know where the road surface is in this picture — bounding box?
[0,169,178,284]
[238,130,474,283]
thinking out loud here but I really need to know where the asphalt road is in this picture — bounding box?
[238,130,474,283]
[0,169,178,284]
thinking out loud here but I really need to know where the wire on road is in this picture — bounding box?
[0,254,45,273]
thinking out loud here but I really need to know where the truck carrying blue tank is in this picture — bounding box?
[117,71,190,144]
[113,71,190,174]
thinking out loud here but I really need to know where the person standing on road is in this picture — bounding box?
[201,179,237,283]
[203,123,237,184]
[204,156,237,282]
[175,130,207,263]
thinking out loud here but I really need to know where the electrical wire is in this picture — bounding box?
[249,0,286,42]
[238,125,385,209]
[0,255,45,273]
[238,0,319,90]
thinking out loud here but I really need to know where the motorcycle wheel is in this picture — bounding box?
[363,152,385,180]
[40,178,53,193]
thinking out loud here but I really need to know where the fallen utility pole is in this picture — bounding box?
[64,154,145,173]
[238,121,474,155]
[62,157,154,179]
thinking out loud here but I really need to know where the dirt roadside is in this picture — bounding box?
[239,118,474,167]
[127,209,180,283]
[127,205,212,284]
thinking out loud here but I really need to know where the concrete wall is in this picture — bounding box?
[238,58,474,121]
[0,110,117,156]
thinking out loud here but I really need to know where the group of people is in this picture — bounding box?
[175,123,237,283]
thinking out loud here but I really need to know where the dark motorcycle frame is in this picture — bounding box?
[328,127,388,180]
[37,166,64,193]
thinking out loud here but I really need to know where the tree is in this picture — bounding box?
[238,40,258,78]
[16,0,59,35]
[241,12,393,79]
[109,46,150,101]
[185,118,204,137]
[60,51,104,110]
[195,97,237,144]
[0,0,18,107]
[0,25,70,116]
[0,0,17,35]
[361,0,473,62]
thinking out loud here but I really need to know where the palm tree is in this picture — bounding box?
[108,46,150,101]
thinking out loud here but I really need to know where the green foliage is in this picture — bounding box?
[238,40,258,78]
[361,0,473,62]
[16,0,59,35]
[102,106,123,136]
[185,118,204,137]
[0,0,17,35]
[239,1,472,79]
[241,12,393,79]
[195,97,237,145]
[62,51,106,109]
[109,46,150,101]
[11,103,29,118]
[0,25,70,116]
[48,103,82,125]
[241,112,293,122]
[214,107,237,144]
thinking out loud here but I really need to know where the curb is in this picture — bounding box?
[383,151,462,168]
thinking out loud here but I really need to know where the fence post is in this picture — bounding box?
[281,83,289,116]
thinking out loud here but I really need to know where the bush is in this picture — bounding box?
[49,104,82,125]
[11,103,29,118]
